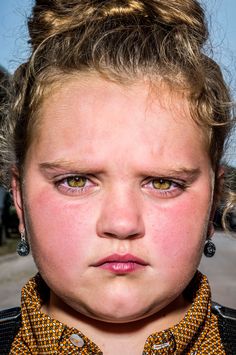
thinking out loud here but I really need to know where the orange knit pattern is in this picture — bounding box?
[10,272,226,354]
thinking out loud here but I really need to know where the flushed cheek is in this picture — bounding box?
[147,198,210,270]
[25,191,97,274]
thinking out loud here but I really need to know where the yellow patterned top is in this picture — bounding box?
[10,272,226,354]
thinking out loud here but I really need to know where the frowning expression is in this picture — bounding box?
[13,75,214,322]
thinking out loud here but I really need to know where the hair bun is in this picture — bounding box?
[147,0,208,45]
[28,0,208,50]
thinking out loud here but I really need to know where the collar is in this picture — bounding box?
[142,272,213,354]
[16,271,213,354]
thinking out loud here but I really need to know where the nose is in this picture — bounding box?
[96,188,145,240]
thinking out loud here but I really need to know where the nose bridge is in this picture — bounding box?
[96,183,145,239]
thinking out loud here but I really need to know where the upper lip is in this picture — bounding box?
[92,253,148,266]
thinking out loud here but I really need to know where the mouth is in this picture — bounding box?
[92,253,148,274]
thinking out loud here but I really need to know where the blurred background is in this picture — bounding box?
[0,0,235,310]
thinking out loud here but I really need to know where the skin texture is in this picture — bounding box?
[12,75,216,352]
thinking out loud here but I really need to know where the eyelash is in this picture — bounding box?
[55,175,96,195]
[143,178,187,198]
[54,175,187,198]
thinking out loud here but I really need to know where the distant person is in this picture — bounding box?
[0,0,235,354]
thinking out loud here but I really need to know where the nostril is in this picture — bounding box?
[96,218,145,240]
[103,231,142,240]
[96,200,145,240]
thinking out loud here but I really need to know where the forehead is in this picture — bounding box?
[36,74,200,132]
[29,74,209,169]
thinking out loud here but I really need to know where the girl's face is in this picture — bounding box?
[13,75,215,323]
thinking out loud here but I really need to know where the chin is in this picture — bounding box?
[81,306,151,324]
[67,294,159,324]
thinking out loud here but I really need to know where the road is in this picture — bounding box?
[0,231,235,310]
[199,231,236,309]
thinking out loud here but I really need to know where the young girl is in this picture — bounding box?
[0,0,235,354]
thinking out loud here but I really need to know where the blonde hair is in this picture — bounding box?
[0,0,235,225]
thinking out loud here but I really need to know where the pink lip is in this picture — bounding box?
[92,254,148,274]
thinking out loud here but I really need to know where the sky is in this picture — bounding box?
[0,0,236,165]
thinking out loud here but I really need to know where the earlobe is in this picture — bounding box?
[216,165,225,191]
[208,165,225,237]
[213,165,225,213]
[11,170,25,233]
[207,220,214,239]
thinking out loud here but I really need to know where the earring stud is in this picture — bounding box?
[204,239,216,257]
[17,231,30,257]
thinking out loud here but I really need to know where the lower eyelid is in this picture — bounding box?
[56,183,91,196]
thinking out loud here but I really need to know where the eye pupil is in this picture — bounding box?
[67,176,86,188]
[153,179,171,190]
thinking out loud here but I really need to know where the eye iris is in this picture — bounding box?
[67,176,86,188]
[153,179,171,190]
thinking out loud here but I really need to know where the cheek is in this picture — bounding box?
[25,190,96,268]
[147,196,210,266]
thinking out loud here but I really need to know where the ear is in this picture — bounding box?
[208,165,225,237]
[214,165,225,205]
[11,168,25,233]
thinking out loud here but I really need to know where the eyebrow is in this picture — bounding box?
[39,160,103,175]
[39,161,201,181]
[150,168,201,180]
[40,161,84,170]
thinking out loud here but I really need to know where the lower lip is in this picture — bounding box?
[98,262,146,274]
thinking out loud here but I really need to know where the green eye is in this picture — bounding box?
[152,179,171,190]
[67,176,87,188]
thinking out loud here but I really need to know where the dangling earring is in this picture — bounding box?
[204,239,216,257]
[17,230,30,257]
